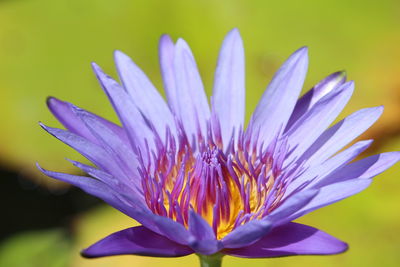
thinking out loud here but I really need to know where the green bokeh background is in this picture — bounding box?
[1,0,399,266]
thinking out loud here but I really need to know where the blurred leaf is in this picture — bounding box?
[0,229,71,267]
[0,0,400,183]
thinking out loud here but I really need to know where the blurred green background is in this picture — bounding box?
[1,0,399,266]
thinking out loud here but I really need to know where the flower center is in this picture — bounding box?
[139,127,290,239]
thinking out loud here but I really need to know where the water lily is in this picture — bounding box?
[38,29,399,266]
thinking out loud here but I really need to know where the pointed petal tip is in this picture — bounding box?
[80,247,99,259]
[113,50,134,66]
[91,61,102,73]
[159,34,175,52]
[288,46,309,66]
[297,46,309,55]
[371,105,385,118]
[160,33,173,42]
[91,62,114,83]
[228,28,241,37]
[335,70,347,80]
[35,162,42,171]
[38,121,47,129]
[340,242,349,254]
[46,96,58,106]
[224,28,244,47]
[36,162,50,177]
[46,97,68,114]
[175,38,192,52]
[175,38,185,47]
[113,49,125,60]
[80,249,90,258]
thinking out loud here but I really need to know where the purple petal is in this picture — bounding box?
[47,97,128,145]
[221,219,271,249]
[222,189,318,249]
[286,81,354,160]
[159,34,178,113]
[71,105,139,183]
[151,215,195,246]
[301,106,383,167]
[82,226,193,258]
[287,71,346,128]
[250,47,308,147]
[39,123,125,178]
[315,151,400,187]
[37,164,174,236]
[286,140,373,195]
[173,38,210,140]
[212,28,245,148]
[67,158,142,197]
[187,211,222,255]
[288,179,372,221]
[37,164,146,216]
[91,62,155,154]
[188,210,216,240]
[266,189,319,226]
[224,222,347,258]
[114,50,176,139]
[66,159,125,188]
[43,165,195,245]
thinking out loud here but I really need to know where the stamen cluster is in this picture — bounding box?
[139,122,296,239]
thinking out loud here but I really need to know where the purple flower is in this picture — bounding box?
[38,29,399,265]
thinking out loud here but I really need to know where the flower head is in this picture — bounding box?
[38,29,399,260]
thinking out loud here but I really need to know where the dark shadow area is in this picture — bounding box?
[0,167,102,241]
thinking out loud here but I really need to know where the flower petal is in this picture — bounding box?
[39,123,125,178]
[188,210,222,255]
[286,81,354,160]
[224,222,347,258]
[173,38,210,140]
[37,164,174,236]
[288,179,372,221]
[67,158,142,197]
[159,34,178,113]
[212,28,245,148]
[315,151,400,187]
[286,140,373,195]
[145,215,192,245]
[37,164,146,215]
[301,106,383,166]
[287,71,346,128]
[266,189,319,226]
[222,189,318,249]
[46,97,128,145]
[221,219,271,249]
[71,105,139,182]
[91,62,155,154]
[250,47,308,147]
[114,50,176,139]
[81,226,193,258]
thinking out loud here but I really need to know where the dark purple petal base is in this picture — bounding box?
[81,226,193,258]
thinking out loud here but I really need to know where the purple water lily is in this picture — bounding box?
[38,29,399,266]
